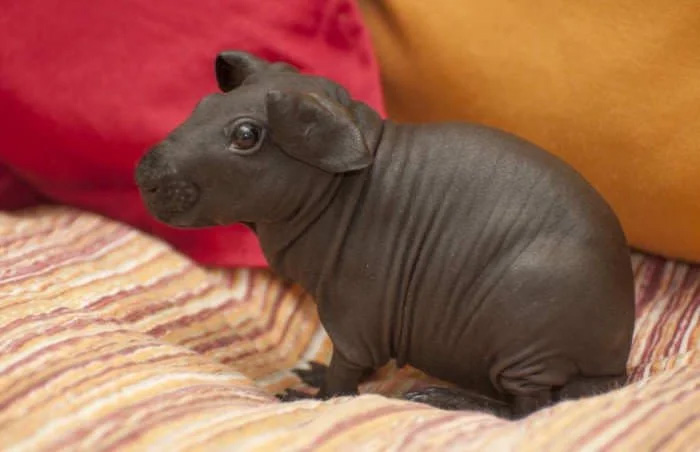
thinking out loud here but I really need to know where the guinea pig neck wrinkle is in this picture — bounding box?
[255,121,385,293]
[255,173,345,265]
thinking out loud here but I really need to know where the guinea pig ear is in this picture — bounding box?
[266,91,373,173]
[215,51,269,92]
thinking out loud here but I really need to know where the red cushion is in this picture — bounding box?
[0,0,384,267]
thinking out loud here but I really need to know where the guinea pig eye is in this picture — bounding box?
[227,120,264,153]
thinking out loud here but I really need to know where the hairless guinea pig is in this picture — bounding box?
[135,51,635,419]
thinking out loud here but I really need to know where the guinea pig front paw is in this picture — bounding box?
[291,361,328,388]
[276,388,317,402]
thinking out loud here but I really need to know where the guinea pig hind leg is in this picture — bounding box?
[507,374,626,418]
[556,374,627,401]
[404,387,511,417]
[498,357,578,418]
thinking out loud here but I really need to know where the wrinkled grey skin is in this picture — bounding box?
[135,51,635,418]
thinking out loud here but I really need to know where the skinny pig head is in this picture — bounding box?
[135,51,382,228]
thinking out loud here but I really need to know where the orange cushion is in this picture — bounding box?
[360,0,700,262]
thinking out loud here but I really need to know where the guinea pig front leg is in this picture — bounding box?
[293,361,375,389]
[277,349,371,402]
[316,348,372,399]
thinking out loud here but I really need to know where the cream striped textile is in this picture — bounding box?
[0,207,697,451]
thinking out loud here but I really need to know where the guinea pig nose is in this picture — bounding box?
[135,144,173,187]
[157,179,200,214]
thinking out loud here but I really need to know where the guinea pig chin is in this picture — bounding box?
[144,201,216,229]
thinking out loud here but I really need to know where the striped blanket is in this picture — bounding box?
[0,207,697,451]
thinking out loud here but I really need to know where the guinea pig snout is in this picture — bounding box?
[145,178,200,215]
[136,150,199,214]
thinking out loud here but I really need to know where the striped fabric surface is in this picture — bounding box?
[0,207,697,451]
